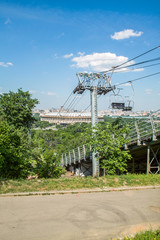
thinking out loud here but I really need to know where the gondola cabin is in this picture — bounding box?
[111,102,125,110]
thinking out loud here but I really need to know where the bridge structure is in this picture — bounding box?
[61,110,160,176]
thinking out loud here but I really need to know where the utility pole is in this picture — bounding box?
[73,72,115,177]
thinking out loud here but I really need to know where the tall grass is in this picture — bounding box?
[0,174,160,194]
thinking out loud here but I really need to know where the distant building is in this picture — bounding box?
[41,112,104,125]
[34,107,152,125]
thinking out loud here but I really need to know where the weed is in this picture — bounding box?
[0,174,159,194]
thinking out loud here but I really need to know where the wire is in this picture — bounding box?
[115,71,160,87]
[137,62,160,69]
[70,92,86,110]
[65,94,78,111]
[112,62,160,74]
[79,95,102,115]
[111,57,160,72]
[66,92,86,112]
[58,46,160,119]
[61,91,74,109]
[100,45,160,74]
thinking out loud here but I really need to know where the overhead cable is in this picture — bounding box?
[100,45,160,74]
[115,71,160,87]
[112,57,160,72]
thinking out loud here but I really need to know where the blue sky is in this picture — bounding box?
[0,0,160,111]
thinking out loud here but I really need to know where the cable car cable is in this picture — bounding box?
[114,71,160,87]
[111,57,160,72]
[100,45,160,74]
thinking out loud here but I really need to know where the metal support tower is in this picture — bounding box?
[90,86,99,176]
[73,72,115,177]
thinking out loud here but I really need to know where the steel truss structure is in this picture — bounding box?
[147,144,160,174]
[62,110,160,175]
[73,72,115,176]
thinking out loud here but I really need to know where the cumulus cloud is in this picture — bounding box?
[63,53,73,58]
[0,62,13,67]
[71,52,145,72]
[111,29,143,40]
[77,52,85,56]
[145,89,152,95]
[72,52,132,72]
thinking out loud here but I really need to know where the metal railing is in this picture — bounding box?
[62,145,91,166]
[126,110,160,145]
[62,110,160,167]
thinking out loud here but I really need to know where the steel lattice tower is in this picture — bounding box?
[73,72,115,176]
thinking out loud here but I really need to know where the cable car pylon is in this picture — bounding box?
[73,72,115,176]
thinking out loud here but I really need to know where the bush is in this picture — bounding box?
[35,149,64,178]
[0,121,32,178]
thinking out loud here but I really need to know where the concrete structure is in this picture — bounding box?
[41,112,104,125]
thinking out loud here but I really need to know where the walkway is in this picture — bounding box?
[0,189,160,240]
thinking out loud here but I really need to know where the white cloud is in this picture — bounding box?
[30,91,56,96]
[77,52,85,56]
[132,68,144,72]
[6,62,13,66]
[29,90,37,94]
[63,53,73,59]
[111,29,143,40]
[4,18,11,24]
[0,62,14,67]
[47,92,56,96]
[145,89,152,95]
[72,52,129,72]
[71,52,145,72]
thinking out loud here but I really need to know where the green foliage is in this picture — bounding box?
[0,89,64,179]
[86,122,132,175]
[0,121,32,178]
[0,88,39,129]
[31,132,64,178]
[104,116,135,126]
[33,113,41,121]
[117,228,160,240]
[35,149,64,178]
[33,120,54,129]
[55,122,90,156]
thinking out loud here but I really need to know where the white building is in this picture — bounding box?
[41,112,104,125]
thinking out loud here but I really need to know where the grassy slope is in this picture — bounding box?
[0,174,160,194]
[116,228,160,240]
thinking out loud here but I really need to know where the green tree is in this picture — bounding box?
[0,89,39,129]
[31,132,64,178]
[0,121,32,178]
[86,122,131,175]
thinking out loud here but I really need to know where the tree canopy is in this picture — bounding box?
[85,122,132,175]
[0,89,39,129]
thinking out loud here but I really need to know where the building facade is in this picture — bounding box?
[41,112,104,125]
